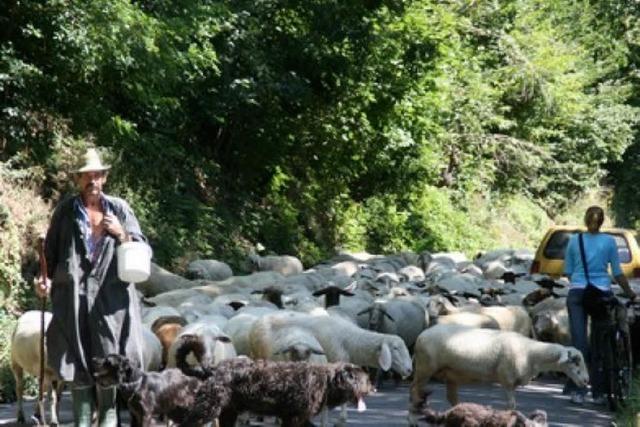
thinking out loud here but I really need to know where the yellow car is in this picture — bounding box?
[530,225,640,279]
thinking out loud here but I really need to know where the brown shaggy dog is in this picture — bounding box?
[92,352,206,426]
[176,337,373,427]
[413,389,548,427]
[422,404,548,427]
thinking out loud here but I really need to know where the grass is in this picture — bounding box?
[615,373,640,426]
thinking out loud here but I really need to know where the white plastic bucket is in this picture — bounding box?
[117,241,152,283]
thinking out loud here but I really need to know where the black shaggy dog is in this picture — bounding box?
[92,349,208,426]
[176,337,373,427]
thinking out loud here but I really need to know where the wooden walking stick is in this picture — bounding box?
[36,234,47,426]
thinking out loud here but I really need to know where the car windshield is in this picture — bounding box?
[543,230,632,263]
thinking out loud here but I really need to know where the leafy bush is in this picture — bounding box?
[0,161,51,403]
[0,311,19,402]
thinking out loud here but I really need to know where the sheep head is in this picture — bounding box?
[532,312,558,342]
[253,286,284,308]
[273,342,325,361]
[367,304,395,332]
[558,347,589,388]
[247,253,261,271]
[312,285,355,308]
[378,337,412,378]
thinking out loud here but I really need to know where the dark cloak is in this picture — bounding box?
[45,193,147,385]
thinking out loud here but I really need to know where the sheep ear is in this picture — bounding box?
[569,350,582,365]
[228,301,246,310]
[378,342,392,372]
[382,310,395,322]
[560,349,582,365]
[216,336,232,343]
[557,349,570,364]
[310,345,325,355]
[312,289,326,296]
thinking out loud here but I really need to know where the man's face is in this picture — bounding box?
[77,170,107,199]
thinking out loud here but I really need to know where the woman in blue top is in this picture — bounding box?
[564,206,636,405]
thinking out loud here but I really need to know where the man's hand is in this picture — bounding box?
[34,276,51,298]
[102,213,129,242]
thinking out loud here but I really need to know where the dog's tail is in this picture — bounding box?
[174,334,212,380]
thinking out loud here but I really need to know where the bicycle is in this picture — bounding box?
[589,297,634,411]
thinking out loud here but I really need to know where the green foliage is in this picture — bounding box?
[0,310,19,402]
[0,161,50,403]
[332,187,493,258]
[2,0,640,404]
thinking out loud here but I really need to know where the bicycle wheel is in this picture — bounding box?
[607,338,617,412]
[613,330,633,406]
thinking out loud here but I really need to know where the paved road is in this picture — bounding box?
[0,376,613,426]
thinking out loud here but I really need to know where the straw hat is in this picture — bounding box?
[75,148,111,173]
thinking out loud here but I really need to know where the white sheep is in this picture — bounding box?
[532,310,571,345]
[185,259,233,281]
[529,298,570,345]
[480,305,532,337]
[176,306,207,323]
[328,260,360,277]
[358,298,428,350]
[137,262,197,296]
[397,265,425,282]
[141,305,182,326]
[434,273,483,297]
[193,271,286,299]
[11,311,64,425]
[330,250,383,263]
[251,324,327,363]
[248,253,303,276]
[175,292,213,307]
[280,271,330,291]
[434,311,500,329]
[223,307,276,356]
[358,298,428,389]
[248,311,412,377]
[408,324,589,425]
[143,288,204,308]
[428,295,531,336]
[326,295,373,328]
[166,321,237,369]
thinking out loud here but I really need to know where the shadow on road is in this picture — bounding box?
[0,375,613,426]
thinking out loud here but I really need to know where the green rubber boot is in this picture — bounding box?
[97,385,118,427]
[71,386,94,427]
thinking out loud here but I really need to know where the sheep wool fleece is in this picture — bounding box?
[44,194,146,386]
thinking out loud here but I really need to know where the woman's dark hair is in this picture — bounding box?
[584,205,604,231]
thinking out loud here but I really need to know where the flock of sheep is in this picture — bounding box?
[11,248,597,426]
